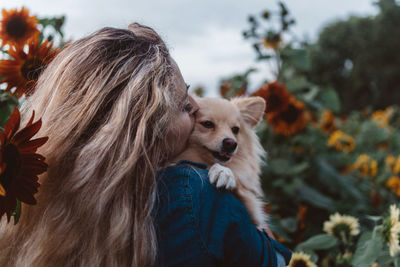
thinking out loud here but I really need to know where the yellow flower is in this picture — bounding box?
[323,212,360,239]
[394,157,400,175]
[386,176,400,196]
[352,154,378,178]
[386,155,396,169]
[262,36,281,50]
[320,110,336,134]
[372,107,394,127]
[384,205,400,257]
[386,155,400,175]
[287,252,317,267]
[327,130,355,153]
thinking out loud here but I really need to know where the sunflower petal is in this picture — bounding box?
[20,153,46,165]
[17,137,48,153]
[3,108,20,140]
[12,119,42,146]
[0,183,5,196]
[26,110,35,127]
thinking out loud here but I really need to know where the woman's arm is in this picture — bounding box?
[193,169,292,266]
[155,162,292,267]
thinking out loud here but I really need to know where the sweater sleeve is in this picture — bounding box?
[155,162,292,267]
[185,164,292,267]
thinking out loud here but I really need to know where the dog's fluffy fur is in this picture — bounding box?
[174,96,268,228]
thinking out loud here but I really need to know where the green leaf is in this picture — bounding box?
[318,88,341,113]
[315,158,363,201]
[351,231,383,267]
[285,75,308,92]
[12,200,21,225]
[296,234,338,251]
[297,184,335,210]
[395,257,400,267]
[267,159,309,176]
[301,86,320,102]
[280,217,298,233]
[0,92,19,127]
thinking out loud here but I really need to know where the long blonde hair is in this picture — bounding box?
[0,23,180,266]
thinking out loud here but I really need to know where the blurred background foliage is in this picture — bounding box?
[213,0,400,266]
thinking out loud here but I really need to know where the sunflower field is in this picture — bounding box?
[215,1,400,266]
[1,2,400,267]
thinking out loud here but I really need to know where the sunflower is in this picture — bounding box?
[386,176,400,196]
[320,110,336,134]
[352,154,378,178]
[327,130,355,153]
[262,37,281,50]
[371,106,394,128]
[385,155,400,175]
[0,38,57,98]
[0,7,39,48]
[323,212,360,240]
[383,205,400,257]
[0,108,48,221]
[394,157,400,175]
[251,81,291,114]
[266,96,307,136]
[287,252,317,267]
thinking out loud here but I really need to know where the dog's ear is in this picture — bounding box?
[233,97,266,127]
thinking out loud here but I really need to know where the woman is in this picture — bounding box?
[0,23,291,266]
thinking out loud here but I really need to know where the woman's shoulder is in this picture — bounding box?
[155,161,291,266]
[157,160,209,193]
[156,160,251,231]
[156,160,238,205]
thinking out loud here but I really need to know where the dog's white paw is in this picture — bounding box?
[208,163,236,190]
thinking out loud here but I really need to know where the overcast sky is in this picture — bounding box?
[2,0,378,96]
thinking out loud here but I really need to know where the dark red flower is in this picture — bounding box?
[0,108,48,221]
[251,81,291,114]
[0,38,58,98]
[266,96,307,136]
[0,7,39,48]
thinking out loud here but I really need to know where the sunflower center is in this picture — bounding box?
[21,58,45,81]
[281,104,299,123]
[332,223,351,238]
[268,94,282,112]
[6,16,28,39]
[292,259,308,267]
[0,144,21,188]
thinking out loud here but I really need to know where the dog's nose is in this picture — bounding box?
[222,138,237,153]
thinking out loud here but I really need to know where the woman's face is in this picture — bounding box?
[166,59,199,158]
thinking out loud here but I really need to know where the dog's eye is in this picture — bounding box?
[232,126,239,134]
[201,121,215,129]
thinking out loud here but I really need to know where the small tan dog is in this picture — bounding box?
[175,96,268,229]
